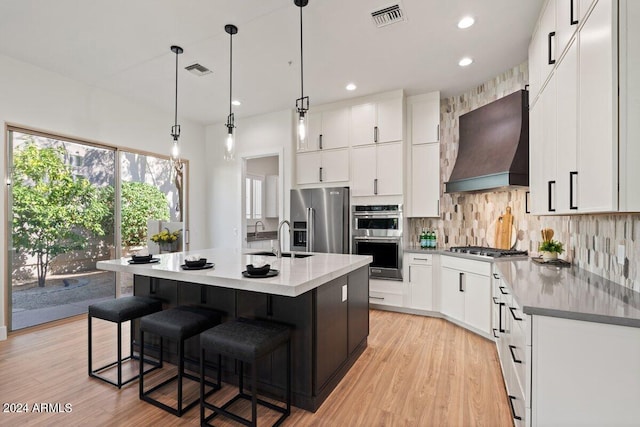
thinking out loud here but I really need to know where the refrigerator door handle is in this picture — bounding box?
[307,207,314,252]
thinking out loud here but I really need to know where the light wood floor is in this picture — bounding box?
[0,310,513,426]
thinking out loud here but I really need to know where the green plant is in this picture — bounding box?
[12,142,109,287]
[150,228,181,243]
[539,239,564,254]
[121,181,170,246]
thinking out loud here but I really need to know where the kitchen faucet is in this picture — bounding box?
[254,220,265,237]
[275,220,291,258]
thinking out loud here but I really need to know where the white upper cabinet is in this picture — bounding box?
[351,142,402,196]
[406,92,441,217]
[529,0,640,214]
[410,92,440,144]
[300,107,349,152]
[351,97,403,146]
[555,0,580,58]
[296,149,349,185]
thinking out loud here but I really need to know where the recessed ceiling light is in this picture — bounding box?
[232,100,241,106]
[457,16,475,29]
[346,83,357,91]
[458,57,473,67]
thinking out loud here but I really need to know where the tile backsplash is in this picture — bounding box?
[409,63,640,292]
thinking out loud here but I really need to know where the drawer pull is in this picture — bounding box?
[493,273,500,279]
[499,286,508,295]
[413,258,430,261]
[493,328,499,339]
[499,302,505,333]
[509,306,523,321]
[508,395,522,421]
[508,345,522,364]
[369,296,385,300]
[492,296,499,305]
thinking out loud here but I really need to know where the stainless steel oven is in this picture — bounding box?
[352,204,403,280]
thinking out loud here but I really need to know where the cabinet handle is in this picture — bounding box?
[548,180,556,212]
[570,0,578,25]
[374,126,379,143]
[374,178,378,195]
[436,124,440,142]
[525,191,530,214]
[408,265,412,282]
[499,302,505,333]
[569,171,578,210]
[508,345,522,364]
[493,328,499,339]
[548,31,556,65]
[369,296,385,300]
[319,134,323,150]
[508,395,522,421]
[414,257,430,261]
[499,286,509,295]
[493,296,500,305]
[493,273,500,280]
[458,272,464,292]
[509,306,523,321]
[319,167,323,182]
[437,200,440,216]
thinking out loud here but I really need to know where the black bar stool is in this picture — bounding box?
[199,318,292,427]
[139,305,222,417]
[88,295,162,388]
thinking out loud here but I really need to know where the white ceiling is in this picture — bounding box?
[0,0,543,126]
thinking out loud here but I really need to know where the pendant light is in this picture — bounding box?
[294,0,309,150]
[224,24,238,161]
[170,45,184,160]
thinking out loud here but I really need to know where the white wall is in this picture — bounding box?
[0,53,208,339]
[206,109,294,249]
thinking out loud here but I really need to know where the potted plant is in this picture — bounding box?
[150,228,181,253]
[539,239,564,261]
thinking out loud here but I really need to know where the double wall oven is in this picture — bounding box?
[352,204,403,280]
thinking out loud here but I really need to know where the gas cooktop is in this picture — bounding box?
[448,246,528,258]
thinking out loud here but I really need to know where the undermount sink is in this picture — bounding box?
[247,251,313,258]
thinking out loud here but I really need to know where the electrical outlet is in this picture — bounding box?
[617,245,625,265]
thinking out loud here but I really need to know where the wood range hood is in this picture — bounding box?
[445,89,529,193]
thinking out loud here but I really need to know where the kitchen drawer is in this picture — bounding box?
[441,255,491,276]
[370,278,404,294]
[369,290,403,307]
[503,356,527,427]
[406,253,433,266]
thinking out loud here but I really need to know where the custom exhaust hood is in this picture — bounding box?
[445,89,529,193]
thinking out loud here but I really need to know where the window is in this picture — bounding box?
[245,174,264,220]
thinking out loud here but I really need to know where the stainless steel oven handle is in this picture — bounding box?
[353,236,401,241]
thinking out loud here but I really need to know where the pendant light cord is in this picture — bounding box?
[229,30,233,117]
[299,5,304,101]
[174,49,179,130]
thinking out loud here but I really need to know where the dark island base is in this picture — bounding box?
[132,266,370,412]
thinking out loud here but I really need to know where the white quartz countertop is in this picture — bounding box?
[96,248,372,297]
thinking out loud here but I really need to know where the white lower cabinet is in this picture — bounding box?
[440,256,492,336]
[369,278,404,307]
[494,271,640,427]
[405,253,434,311]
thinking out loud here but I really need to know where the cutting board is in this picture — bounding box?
[494,207,514,249]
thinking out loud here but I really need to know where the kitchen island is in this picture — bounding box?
[97,248,372,412]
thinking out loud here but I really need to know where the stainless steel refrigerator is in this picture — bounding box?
[290,187,349,254]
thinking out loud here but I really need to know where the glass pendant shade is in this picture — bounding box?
[171,141,179,159]
[224,125,235,160]
[297,111,308,150]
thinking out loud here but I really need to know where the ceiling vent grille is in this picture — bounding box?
[371,4,405,27]
[185,63,212,76]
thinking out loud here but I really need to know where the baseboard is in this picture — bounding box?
[0,326,7,341]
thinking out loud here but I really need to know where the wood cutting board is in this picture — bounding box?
[495,207,514,249]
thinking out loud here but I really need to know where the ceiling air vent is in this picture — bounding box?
[371,4,405,28]
[185,63,212,76]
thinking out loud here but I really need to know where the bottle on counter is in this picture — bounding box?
[431,229,437,249]
[428,229,434,249]
[420,229,427,249]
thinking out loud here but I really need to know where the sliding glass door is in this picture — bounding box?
[8,129,116,330]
